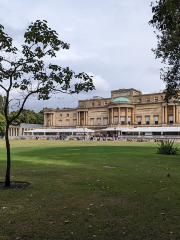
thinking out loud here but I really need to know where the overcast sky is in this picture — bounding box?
[0,0,165,112]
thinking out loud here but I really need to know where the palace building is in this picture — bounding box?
[43,88,179,129]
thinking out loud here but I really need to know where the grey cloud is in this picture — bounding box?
[0,0,164,112]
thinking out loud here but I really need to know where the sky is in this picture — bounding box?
[0,0,165,112]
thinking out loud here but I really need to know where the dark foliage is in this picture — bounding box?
[157,140,178,155]
[149,0,180,101]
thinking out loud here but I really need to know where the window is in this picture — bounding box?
[73,113,76,117]
[154,96,158,101]
[82,119,84,125]
[155,116,158,124]
[97,118,101,125]
[60,114,62,117]
[66,120,69,126]
[73,120,76,127]
[114,117,118,125]
[91,119,94,125]
[138,117,141,125]
[128,117,131,124]
[92,102,94,107]
[67,114,69,117]
[121,117,125,125]
[146,116,150,125]
[104,118,107,125]
[104,101,107,105]
[138,98,141,103]
[146,97,150,102]
[82,102,84,106]
[98,102,101,106]
[60,120,62,127]
[169,116,173,124]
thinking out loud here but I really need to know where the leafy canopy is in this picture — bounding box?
[0,20,95,126]
[0,113,5,137]
[149,0,180,101]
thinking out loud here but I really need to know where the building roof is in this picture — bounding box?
[20,123,44,127]
[112,97,131,103]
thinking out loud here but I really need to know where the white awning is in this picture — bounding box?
[24,128,94,133]
[95,127,130,132]
[122,127,180,133]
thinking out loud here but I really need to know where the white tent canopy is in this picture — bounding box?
[23,126,180,137]
[95,127,130,132]
[24,128,94,134]
[121,127,180,133]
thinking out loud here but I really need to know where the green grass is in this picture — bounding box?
[0,140,180,240]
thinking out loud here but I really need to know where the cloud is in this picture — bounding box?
[87,73,110,94]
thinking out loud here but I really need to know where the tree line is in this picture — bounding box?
[0,97,44,137]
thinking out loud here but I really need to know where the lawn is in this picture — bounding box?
[0,140,180,240]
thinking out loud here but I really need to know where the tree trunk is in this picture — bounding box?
[5,124,11,187]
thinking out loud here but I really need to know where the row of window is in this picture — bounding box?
[137,116,173,125]
[81,101,108,107]
[138,96,158,103]
[137,116,159,125]
[60,120,77,127]
[59,113,76,117]
[59,116,174,127]
[91,101,108,107]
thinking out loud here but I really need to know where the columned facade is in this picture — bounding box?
[8,88,180,138]
[42,88,180,129]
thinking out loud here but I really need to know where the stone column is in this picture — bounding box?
[112,108,114,124]
[165,105,167,123]
[84,112,85,126]
[176,105,179,123]
[173,105,176,123]
[126,108,128,124]
[79,112,81,126]
[108,109,109,124]
[162,106,164,123]
[118,107,120,124]
[50,114,52,126]
[44,114,47,126]
[131,108,134,124]
[86,111,88,125]
[53,113,55,127]
[77,112,79,125]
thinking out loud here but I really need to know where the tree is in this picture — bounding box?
[9,109,44,126]
[0,20,95,187]
[0,95,8,115]
[149,0,180,101]
[0,113,5,137]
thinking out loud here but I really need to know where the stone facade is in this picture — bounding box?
[8,123,44,138]
[44,88,180,129]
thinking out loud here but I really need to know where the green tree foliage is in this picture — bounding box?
[0,20,95,186]
[9,109,44,125]
[157,140,178,155]
[0,113,5,137]
[149,0,180,101]
[0,95,8,115]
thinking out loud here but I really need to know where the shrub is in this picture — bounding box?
[157,140,178,155]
